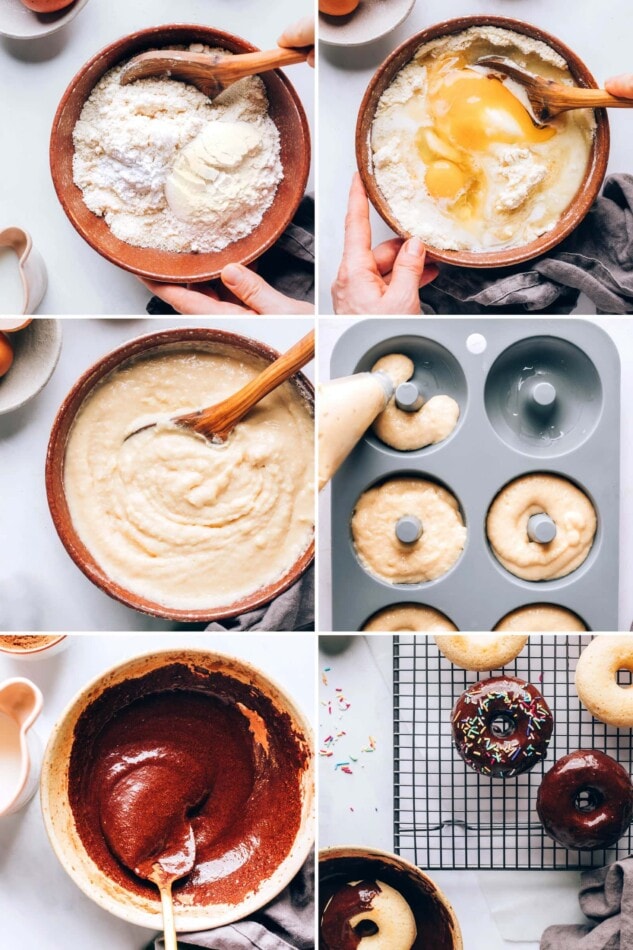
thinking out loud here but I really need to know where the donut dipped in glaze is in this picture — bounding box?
[321,879,417,950]
[537,750,633,850]
[452,676,553,778]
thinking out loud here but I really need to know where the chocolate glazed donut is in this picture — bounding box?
[452,676,553,778]
[321,881,382,949]
[537,750,633,850]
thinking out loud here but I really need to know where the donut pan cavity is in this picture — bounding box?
[394,635,633,870]
[330,319,620,631]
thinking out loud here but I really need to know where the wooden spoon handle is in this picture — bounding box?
[186,330,315,440]
[546,85,633,111]
[158,882,178,950]
[120,47,308,87]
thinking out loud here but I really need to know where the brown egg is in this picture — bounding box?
[320,0,360,15]
[19,0,74,12]
[0,334,14,379]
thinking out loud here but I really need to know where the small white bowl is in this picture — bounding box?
[0,319,62,415]
[0,636,69,661]
[0,0,90,40]
[320,0,416,48]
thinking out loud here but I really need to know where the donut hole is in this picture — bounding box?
[488,711,517,739]
[574,786,604,814]
[616,668,633,688]
[354,919,379,937]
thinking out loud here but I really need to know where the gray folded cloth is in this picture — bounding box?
[541,856,633,948]
[421,174,633,315]
[148,853,314,950]
[147,196,314,315]
[205,566,314,632]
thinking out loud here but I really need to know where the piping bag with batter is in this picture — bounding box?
[318,372,393,490]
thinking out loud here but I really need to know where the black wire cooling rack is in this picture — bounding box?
[393,635,633,871]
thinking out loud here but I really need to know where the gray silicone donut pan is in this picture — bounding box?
[330,319,620,632]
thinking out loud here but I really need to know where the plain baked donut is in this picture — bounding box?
[351,477,467,584]
[495,605,587,632]
[320,879,417,950]
[575,636,633,727]
[363,605,457,632]
[452,675,553,778]
[537,750,633,850]
[436,634,528,670]
[371,353,460,452]
[487,474,596,581]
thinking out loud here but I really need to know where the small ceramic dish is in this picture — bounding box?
[0,0,90,40]
[0,677,43,816]
[45,327,315,623]
[0,228,47,315]
[41,649,315,930]
[0,635,69,660]
[50,25,311,284]
[319,846,463,948]
[320,0,416,48]
[356,15,610,269]
[0,319,62,416]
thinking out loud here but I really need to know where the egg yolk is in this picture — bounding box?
[417,66,556,212]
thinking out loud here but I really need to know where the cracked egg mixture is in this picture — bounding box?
[371,27,595,251]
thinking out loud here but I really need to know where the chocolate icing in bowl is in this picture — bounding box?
[68,662,307,905]
[41,650,314,931]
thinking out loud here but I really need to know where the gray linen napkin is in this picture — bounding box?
[147,196,314,315]
[421,174,633,315]
[541,857,633,948]
[204,567,314,632]
[149,853,314,950]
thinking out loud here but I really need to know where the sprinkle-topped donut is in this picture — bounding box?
[452,676,553,778]
[537,750,633,850]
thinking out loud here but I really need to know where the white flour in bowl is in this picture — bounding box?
[72,46,283,253]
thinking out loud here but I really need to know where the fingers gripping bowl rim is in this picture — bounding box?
[45,327,315,623]
[40,648,315,931]
[355,15,610,269]
[49,24,311,284]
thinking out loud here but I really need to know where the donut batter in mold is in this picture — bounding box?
[363,604,457,632]
[351,477,466,584]
[495,604,586,632]
[486,474,596,581]
[371,354,459,451]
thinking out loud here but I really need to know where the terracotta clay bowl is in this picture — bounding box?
[319,846,463,948]
[45,327,315,623]
[356,15,610,269]
[41,649,315,930]
[50,25,311,283]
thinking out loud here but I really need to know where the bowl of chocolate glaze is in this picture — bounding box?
[319,847,463,949]
[41,650,314,930]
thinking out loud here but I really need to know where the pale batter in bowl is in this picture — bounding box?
[63,346,314,611]
[371,26,595,252]
[371,354,459,451]
[351,477,466,584]
[486,474,596,581]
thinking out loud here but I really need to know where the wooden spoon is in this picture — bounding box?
[135,826,196,950]
[475,56,633,124]
[127,329,315,445]
[119,46,310,99]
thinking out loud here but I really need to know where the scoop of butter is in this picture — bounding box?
[165,120,263,224]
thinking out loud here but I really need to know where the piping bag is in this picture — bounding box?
[318,371,393,490]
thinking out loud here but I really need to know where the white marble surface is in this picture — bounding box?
[0,632,316,950]
[0,317,314,632]
[0,0,314,315]
[318,0,633,313]
[318,634,588,950]
[317,316,633,631]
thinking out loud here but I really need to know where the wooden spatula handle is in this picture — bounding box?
[210,47,310,83]
[120,47,309,87]
[183,330,315,441]
[547,86,633,110]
